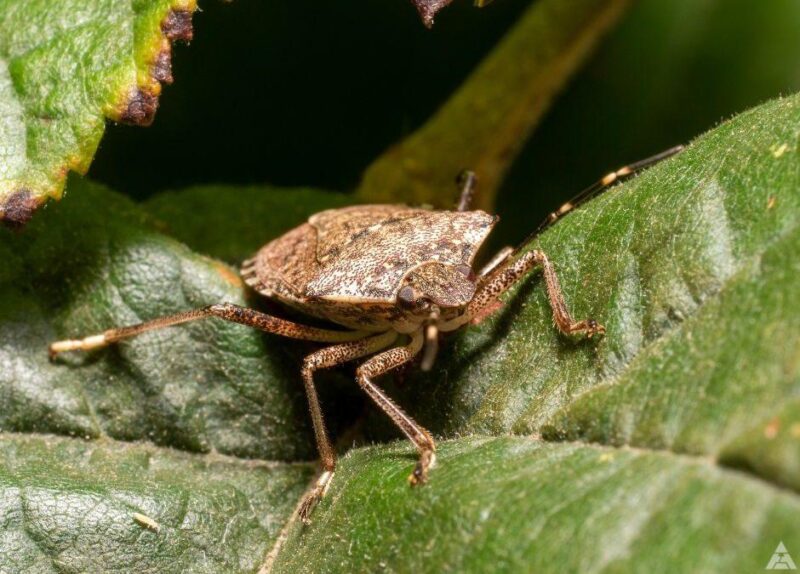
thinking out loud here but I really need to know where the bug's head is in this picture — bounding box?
[397,262,476,313]
[397,262,477,371]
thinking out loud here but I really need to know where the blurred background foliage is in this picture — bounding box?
[90,0,800,250]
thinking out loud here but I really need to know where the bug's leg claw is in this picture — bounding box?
[49,334,109,359]
[408,450,436,486]
[585,319,606,338]
[298,470,334,525]
[298,495,318,526]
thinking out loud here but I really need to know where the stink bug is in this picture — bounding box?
[49,148,681,522]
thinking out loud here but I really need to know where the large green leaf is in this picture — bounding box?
[0,433,312,573]
[269,437,799,573]
[0,178,369,571]
[0,0,197,227]
[270,94,800,569]
[390,94,800,457]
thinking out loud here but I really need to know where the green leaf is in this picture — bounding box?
[271,94,800,569]
[0,433,312,573]
[144,185,350,264]
[393,94,800,457]
[0,0,197,228]
[0,177,317,462]
[270,437,799,573]
[357,0,630,211]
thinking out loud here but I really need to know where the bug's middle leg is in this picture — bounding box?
[467,249,605,337]
[354,331,436,485]
[298,330,398,523]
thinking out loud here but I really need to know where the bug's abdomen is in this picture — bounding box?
[241,224,397,331]
[241,223,319,301]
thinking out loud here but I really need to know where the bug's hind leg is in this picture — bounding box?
[354,331,435,485]
[468,249,605,337]
[298,330,398,523]
[49,303,369,358]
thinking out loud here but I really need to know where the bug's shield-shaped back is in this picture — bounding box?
[306,208,497,302]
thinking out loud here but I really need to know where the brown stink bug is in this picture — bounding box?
[49,149,681,522]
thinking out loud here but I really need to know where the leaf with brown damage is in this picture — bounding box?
[0,0,198,228]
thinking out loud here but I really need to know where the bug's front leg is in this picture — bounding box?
[468,249,605,337]
[48,303,369,358]
[354,330,436,485]
[297,331,398,524]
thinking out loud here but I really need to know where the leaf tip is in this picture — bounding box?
[161,8,195,42]
[1,189,40,230]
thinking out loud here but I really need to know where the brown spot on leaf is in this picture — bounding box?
[412,0,454,28]
[1,189,39,230]
[152,49,173,84]
[120,89,159,126]
[162,9,194,42]
[123,8,197,124]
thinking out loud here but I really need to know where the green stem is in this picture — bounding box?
[357,0,630,211]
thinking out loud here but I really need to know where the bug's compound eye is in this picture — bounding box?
[398,285,418,309]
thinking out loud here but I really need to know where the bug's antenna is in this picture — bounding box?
[513,144,685,254]
[540,145,685,232]
[455,170,478,212]
[420,307,441,371]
